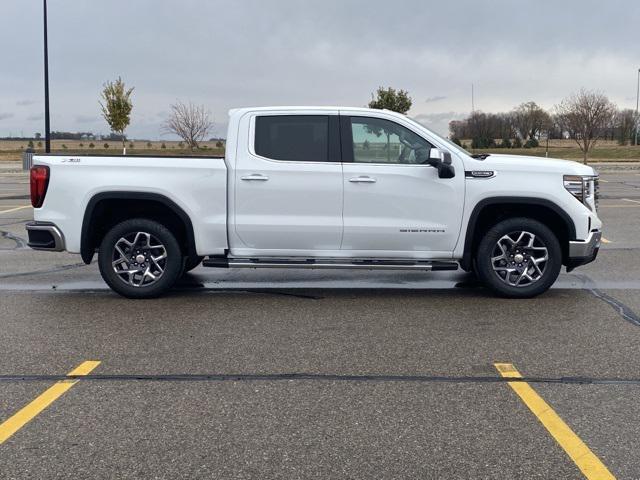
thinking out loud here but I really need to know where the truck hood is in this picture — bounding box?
[465,153,596,176]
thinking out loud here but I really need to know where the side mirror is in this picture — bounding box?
[428,149,455,178]
[437,163,455,179]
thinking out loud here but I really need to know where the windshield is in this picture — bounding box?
[409,116,473,159]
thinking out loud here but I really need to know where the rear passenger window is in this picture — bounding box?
[255,115,329,162]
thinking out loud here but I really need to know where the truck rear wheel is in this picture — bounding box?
[98,218,183,298]
[475,217,561,298]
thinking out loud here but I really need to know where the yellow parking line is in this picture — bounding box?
[0,361,100,445]
[494,363,614,480]
[0,206,31,215]
[601,238,611,244]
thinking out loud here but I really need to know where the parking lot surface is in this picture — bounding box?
[1,165,640,479]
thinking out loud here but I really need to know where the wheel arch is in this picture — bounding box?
[80,191,197,264]
[460,197,577,271]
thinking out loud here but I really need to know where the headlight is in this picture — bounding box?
[563,175,598,212]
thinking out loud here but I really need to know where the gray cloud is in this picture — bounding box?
[27,113,44,121]
[1,0,639,138]
[16,99,38,106]
[413,112,463,136]
[0,113,14,121]
[75,114,100,123]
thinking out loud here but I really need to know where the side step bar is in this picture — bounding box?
[203,257,458,271]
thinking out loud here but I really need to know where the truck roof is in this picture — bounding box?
[228,106,405,117]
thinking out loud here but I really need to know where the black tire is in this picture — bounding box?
[98,218,183,298]
[475,217,562,298]
[182,255,204,275]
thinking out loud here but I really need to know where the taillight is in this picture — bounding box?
[30,165,50,208]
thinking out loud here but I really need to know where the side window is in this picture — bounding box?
[349,117,432,164]
[255,115,329,162]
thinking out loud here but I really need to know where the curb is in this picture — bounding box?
[592,164,640,172]
[0,162,26,174]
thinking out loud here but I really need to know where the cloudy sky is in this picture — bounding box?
[1,0,639,139]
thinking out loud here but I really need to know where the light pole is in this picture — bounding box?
[471,83,475,113]
[43,0,51,153]
[636,68,639,147]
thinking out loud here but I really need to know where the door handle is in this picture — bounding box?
[349,176,377,183]
[241,174,269,181]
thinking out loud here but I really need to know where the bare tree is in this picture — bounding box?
[449,112,513,143]
[163,101,213,150]
[468,111,496,148]
[510,101,552,141]
[614,109,636,145]
[555,89,616,164]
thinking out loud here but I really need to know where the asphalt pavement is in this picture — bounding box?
[1,163,640,479]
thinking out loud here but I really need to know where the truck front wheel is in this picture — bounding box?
[98,218,183,298]
[475,217,562,298]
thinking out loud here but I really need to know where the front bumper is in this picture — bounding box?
[566,230,601,271]
[25,221,66,251]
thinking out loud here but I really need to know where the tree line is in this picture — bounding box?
[26,80,637,164]
[365,87,638,164]
[449,90,638,162]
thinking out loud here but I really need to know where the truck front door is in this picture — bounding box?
[340,114,465,257]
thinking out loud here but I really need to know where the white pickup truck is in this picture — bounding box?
[26,106,602,298]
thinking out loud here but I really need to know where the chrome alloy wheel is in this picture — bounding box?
[112,231,168,287]
[491,230,549,287]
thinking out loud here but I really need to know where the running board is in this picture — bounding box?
[202,257,458,271]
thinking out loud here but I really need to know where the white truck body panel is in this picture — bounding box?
[453,154,600,258]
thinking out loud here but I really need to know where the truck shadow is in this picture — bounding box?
[169,271,518,301]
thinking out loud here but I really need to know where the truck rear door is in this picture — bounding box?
[232,111,343,255]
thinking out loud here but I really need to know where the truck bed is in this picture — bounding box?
[32,154,229,256]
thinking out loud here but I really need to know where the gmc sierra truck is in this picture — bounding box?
[26,106,601,298]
